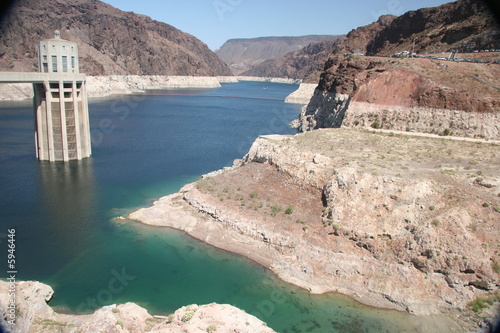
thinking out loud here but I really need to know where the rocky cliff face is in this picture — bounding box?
[292,54,500,139]
[0,0,232,76]
[216,35,340,75]
[366,0,500,56]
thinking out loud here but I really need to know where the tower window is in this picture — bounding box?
[62,56,68,72]
[52,55,58,72]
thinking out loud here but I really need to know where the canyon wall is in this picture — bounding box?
[292,55,500,140]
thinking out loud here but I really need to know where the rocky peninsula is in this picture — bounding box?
[284,83,318,104]
[0,280,275,333]
[129,128,499,330]
[236,76,301,84]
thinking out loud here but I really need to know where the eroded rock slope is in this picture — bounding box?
[130,129,500,321]
[0,0,232,76]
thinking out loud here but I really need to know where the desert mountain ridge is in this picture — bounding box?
[241,15,396,83]
[216,35,341,75]
[287,1,500,145]
[0,0,232,76]
[243,0,500,82]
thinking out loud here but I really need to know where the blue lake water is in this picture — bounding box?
[0,81,450,332]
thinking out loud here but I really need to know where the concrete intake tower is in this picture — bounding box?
[34,31,91,161]
[0,30,91,162]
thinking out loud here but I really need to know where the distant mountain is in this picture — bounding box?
[244,0,499,82]
[215,35,341,75]
[242,15,396,83]
[0,0,232,76]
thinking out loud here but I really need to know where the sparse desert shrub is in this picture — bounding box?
[285,206,293,215]
[441,128,451,136]
[323,220,333,227]
[197,177,216,192]
[322,208,332,217]
[482,202,490,208]
[469,297,494,313]
[371,121,381,129]
[206,325,217,332]
[271,204,282,217]
[181,311,196,322]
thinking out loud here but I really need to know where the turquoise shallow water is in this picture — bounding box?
[0,82,451,332]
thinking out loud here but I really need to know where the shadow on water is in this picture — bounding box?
[37,159,97,259]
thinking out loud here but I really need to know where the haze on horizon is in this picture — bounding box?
[102,0,455,50]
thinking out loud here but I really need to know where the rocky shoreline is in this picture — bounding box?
[0,75,310,102]
[236,76,301,84]
[129,128,499,331]
[0,280,275,333]
[0,75,239,101]
[284,83,318,104]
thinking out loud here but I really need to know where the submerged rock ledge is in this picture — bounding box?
[0,280,275,333]
[129,128,499,330]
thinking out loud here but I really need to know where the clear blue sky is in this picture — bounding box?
[102,0,455,50]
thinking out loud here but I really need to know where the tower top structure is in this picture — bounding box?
[37,30,79,74]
